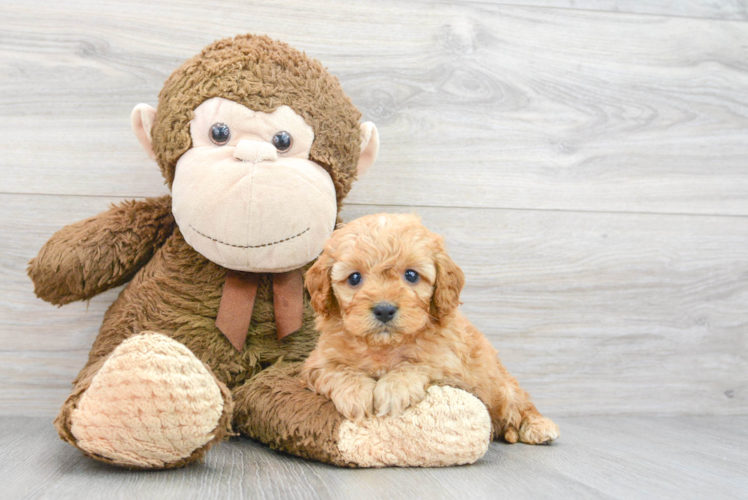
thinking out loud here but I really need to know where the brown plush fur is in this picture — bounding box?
[232,362,355,467]
[152,34,362,204]
[28,196,174,305]
[301,214,560,444]
[34,199,335,467]
[28,34,366,468]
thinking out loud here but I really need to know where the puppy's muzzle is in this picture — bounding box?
[372,302,398,324]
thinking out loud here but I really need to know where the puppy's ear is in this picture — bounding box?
[305,252,338,317]
[430,245,465,321]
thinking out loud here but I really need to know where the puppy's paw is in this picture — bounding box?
[331,376,376,423]
[519,415,560,445]
[503,426,519,444]
[374,372,427,418]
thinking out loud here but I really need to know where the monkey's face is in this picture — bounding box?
[171,97,337,272]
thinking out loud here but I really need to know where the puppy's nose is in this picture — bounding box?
[372,303,398,324]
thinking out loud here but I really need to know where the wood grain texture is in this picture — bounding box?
[2,415,747,499]
[444,1,748,21]
[1,1,747,215]
[2,194,746,417]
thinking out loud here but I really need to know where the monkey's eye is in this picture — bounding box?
[272,131,293,152]
[404,269,420,284]
[209,123,231,145]
[347,272,362,287]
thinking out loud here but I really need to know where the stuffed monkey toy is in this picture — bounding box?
[28,34,492,469]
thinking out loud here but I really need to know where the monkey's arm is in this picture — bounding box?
[28,195,174,305]
[232,361,492,467]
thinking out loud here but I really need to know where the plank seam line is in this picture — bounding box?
[4,192,748,219]
[346,203,748,220]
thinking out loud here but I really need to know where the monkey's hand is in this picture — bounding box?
[28,195,174,305]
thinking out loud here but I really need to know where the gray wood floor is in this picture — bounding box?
[2,415,747,500]
[1,0,747,497]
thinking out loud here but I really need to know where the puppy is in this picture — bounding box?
[301,213,559,444]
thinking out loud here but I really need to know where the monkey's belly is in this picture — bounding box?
[87,234,319,389]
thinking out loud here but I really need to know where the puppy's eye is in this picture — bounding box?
[272,131,292,152]
[209,123,231,145]
[347,272,362,287]
[404,269,419,284]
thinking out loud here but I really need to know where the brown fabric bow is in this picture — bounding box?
[215,269,304,352]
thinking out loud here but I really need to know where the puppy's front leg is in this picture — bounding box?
[329,372,377,423]
[301,362,376,423]
[374,365,432,418]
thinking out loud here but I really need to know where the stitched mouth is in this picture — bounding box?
[188,224,310,249]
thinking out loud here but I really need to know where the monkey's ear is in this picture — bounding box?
[131,104,157,161]
[357,122,379,177]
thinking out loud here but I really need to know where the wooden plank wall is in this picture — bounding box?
[0,0,746,417]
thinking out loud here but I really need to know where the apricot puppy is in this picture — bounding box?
[301,213,559,444]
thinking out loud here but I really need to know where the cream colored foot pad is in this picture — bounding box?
[70,332,224,468]
[337,386,491,467]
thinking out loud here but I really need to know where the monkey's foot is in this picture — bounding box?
[68,332,232,469]
[336,386,491,467]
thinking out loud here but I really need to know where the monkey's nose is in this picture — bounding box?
[372,303,398,324]
[234,140,278,163]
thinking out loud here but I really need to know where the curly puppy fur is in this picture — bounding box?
[301,213,559,444]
